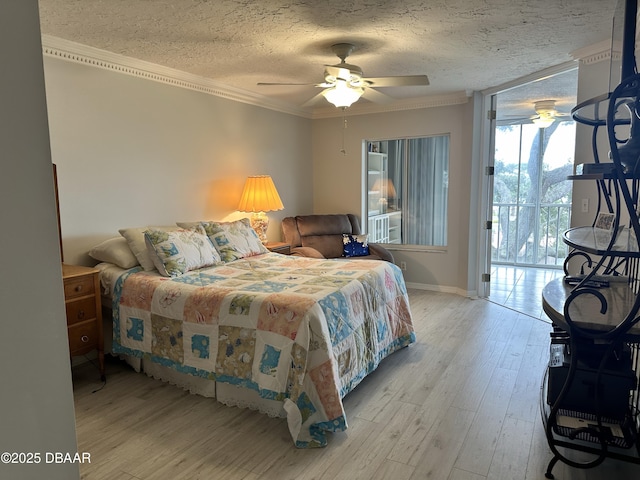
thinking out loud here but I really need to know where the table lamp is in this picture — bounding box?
[372,178,397,212]
[237,175,284,243]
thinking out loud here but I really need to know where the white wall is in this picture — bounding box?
[43,56,314,265]
[313,102,473,294]
[0,2,79,479]
[570,58,614,229]
[311,101,476,294]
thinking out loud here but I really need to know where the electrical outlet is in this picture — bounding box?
[581,198,589,213]
[400,261,407,271]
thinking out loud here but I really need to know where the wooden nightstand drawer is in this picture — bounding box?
[66,297,97,326]
[63,275,95,299]
[62,264,105,380]
[67,320,99,354]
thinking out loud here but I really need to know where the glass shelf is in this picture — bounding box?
[563,226,640,256]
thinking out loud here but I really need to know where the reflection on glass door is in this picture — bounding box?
[491,121,575,266]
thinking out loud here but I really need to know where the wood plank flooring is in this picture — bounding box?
[72,289,640,480]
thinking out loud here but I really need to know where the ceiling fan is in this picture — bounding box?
[504,100,570,128]
[257,43,430,108]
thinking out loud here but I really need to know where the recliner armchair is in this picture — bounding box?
[281,214,394,262]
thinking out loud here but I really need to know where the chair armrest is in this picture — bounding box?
[369,243,394,263]
[290,246,326,259]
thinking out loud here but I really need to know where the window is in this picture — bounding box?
[492,121,574,266]
[365,135,449,246]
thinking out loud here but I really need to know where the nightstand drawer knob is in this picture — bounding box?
[75,285,83,292]
[81,335,90,343]
[77,310,85,320]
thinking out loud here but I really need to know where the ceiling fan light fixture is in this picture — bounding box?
[322,80,364,108]
[532,115,555,128]
[532,100,559,128]
[258,42,428,108]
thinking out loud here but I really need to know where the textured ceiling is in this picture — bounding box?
[38,0,618,116]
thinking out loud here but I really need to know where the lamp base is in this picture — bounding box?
[250,212,269,244]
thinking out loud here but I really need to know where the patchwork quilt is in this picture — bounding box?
[111,252,415,447]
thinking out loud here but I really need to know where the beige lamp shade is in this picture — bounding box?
[237,175,284,213]
[237,175,284,243]
[371,178,397,213]
[372,178,397,199]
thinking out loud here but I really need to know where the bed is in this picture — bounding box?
[91,219,415,447]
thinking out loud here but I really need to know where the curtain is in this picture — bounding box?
[405,136,449,246]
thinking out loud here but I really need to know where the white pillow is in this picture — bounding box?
[119,226,178,271]
[88,237,139,269]
[144,226,222,277]
[199,218,268,262]
[176,221,201,230]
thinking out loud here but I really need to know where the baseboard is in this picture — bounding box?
[405,282,477,298]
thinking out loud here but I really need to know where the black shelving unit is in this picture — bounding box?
[540,3,640,475]
[542,276,640,477]
[540,84,640,477]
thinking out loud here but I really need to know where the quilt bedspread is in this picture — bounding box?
[111,252,415,447]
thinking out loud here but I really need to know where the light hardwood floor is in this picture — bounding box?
[72,289,640,480]
[488,265,565,320]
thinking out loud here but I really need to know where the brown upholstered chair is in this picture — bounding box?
[281,214,394,262]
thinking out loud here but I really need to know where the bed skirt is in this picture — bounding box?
[120,354,286,418]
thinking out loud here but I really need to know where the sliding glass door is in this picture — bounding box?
[491,121,574,266]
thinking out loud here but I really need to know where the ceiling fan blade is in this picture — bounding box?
[499,118,533,126]
[301,91,327,108]
[363,75,430,87]
[362,87,395,104]
[324,65,353,81]
[257,82,318,86]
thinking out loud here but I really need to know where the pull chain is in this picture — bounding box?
[341,110,347,155]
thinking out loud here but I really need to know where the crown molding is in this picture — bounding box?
[41,35,312,118]
[571,39,621,65]
[481,60,578,98]
[41,34,470,119]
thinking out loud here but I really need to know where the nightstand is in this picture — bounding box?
[62,264,105,381]
[265,242,291,255]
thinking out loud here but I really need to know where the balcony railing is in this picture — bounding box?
[492,202,571,267]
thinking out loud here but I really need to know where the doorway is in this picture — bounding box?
[481,67,578,303]
[491,117,575,266]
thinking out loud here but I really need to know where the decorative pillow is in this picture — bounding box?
[343,234,370,257]
[144,226,222,277]
[199,218,269,262]
[119,226,179,271]
[89,237,139,269]
[175,221,201,230]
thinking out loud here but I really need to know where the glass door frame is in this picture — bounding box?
[476,62,577,298]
